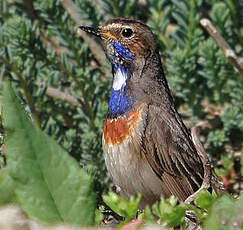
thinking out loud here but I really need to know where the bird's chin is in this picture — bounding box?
[102,40,114,57]
[105,51,127,67]
[102,40,135,67]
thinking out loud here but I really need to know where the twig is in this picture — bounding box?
[200,18,243,75]
[60,0,106,68]
[36,83,82,107]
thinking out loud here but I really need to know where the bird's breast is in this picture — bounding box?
[103,110,141,145]
[102,105,164,207]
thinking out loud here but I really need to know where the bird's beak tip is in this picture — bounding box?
[78,26,100,37]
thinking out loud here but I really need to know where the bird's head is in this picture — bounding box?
[79,18,163,117]
[79,18,157,68]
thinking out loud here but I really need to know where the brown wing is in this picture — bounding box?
[142,104,204,201]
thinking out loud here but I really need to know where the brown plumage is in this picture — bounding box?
[80,18,205,208]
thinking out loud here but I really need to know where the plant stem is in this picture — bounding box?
[200,18,243,75]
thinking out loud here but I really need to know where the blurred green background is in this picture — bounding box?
[0,0,242,199]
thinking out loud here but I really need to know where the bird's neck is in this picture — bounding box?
[107,63,133,119]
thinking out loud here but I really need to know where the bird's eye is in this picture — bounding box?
[122,28,133,38]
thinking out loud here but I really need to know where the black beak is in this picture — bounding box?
[79,26,100,37]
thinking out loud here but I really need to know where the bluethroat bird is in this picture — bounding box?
[80,18,206,208]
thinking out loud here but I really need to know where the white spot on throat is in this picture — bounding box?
[112,68,127,90]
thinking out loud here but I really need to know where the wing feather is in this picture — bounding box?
[142,104,204,200]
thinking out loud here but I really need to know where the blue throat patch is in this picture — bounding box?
[107,42,135,118]
[108,65,132,117]
[112,41,135,60]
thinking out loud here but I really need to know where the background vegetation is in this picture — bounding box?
[0,0,242,229]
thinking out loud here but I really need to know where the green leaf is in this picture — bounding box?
[0,168,16,204]
[95,206,104,225]
[2,83,96,225]
[103,191,141,221]
[151,196,188,227]
[194,189,216,211]
[168,195,178,207]
[241,153,243,176]
[143,205,155,223]
[204,193,243,230]
[164,205,186,227]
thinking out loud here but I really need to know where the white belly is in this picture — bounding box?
[102,132,163,207]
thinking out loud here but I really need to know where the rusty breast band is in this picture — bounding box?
[103,110,140,145]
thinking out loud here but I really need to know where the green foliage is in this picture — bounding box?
[0,134,4,169]
[150,196,190,227]
[143,191,211,228]
[103,192,141,223]
[215,155,234,177]
[1,83,96,225]
[204,193,243,230]
[0,0,109,196]
[152,191,243,229]
[194,189,217,211]
[101,0,149,21]
[210,2,232,38]
[147,0,171,50]
[0,168,16,204]
[207,130,227,148]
